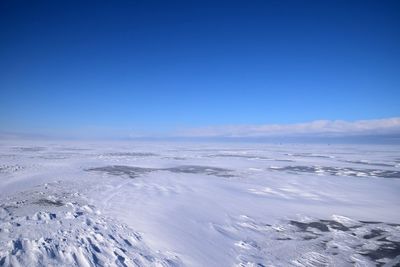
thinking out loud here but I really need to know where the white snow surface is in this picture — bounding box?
[0,141,400,266]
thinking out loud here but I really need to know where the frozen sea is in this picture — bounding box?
[0,141,399,266]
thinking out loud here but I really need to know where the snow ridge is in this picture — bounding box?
[0,182,182,267]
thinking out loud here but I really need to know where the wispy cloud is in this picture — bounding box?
[175,118,400,138]
[2,118,400,141]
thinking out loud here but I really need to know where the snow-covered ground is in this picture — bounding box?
[0,141,399,266]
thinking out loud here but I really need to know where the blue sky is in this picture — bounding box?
[1,0,399,138]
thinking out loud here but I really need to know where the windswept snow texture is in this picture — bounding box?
[0,142,400,266]
[0,182,181,267]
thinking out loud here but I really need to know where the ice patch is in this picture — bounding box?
[213,214,400,266]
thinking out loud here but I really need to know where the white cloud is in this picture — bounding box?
[3,117,400,141]
[176,117,400,137]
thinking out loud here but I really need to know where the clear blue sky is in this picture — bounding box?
[1,0,399,136]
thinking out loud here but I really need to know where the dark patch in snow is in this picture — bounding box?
[269,165,400,179]
[363,229,386,239]
[104,152,158,157]
[0,164,24,173]
[285,153,332,159]
[213,215,400,266]
[34,199,64,207]
[86,165,235,178]
[166,165,234,177]
[290,220,330,232]
[362,241,400,261]
[208,154,271,160]
[360,221,384,225]
[319,219,350,231]
[86,166,155,179]
[13,146,46,152]
[11,240,22,255]
[342,160,396,168]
